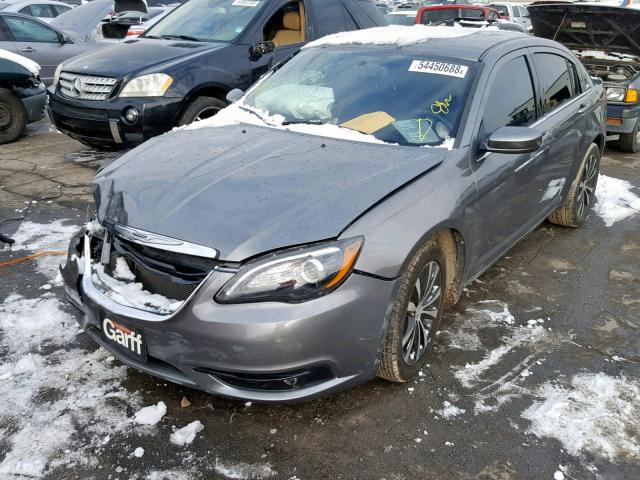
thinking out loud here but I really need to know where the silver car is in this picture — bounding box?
[0,0,72,23]
[0,12,102,84]
[61,26,605,402]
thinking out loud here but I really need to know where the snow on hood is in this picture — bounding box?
[304,25,479,49]
[0,48,40,76]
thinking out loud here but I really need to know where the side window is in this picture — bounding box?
[3,15,59,42]
[482,55,537,135]
[24,5,56,18]
[53,5,72,15]
[313,0,357,37]
[519,6,529,18]
[512,6,520,17]
[0,18,11,41]
[576,62,592,92]
[533,53,575,114]
[263,1,306,47]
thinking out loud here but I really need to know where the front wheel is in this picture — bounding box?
[377,240,446,382]
[176,96,226,126]
[0,88,27,144]
[618,118,640,153]
[548,142,601,228]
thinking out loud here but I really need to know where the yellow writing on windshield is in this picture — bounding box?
[431,94,452,115]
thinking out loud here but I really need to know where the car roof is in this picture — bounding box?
[2,0,71,5]
[305,26,565,62]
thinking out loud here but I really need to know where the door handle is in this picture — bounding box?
[21,47,36,53]
[578,103,589,114]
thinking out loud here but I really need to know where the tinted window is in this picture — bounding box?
[490,4,509,15]
[314,0,358,36]
[4,16,59,42]
[385,13,415,26]
[421,8,485,25]
[24,5,56,17]
[482,56,536,134]
[533,53,574,114]
[53,5,72,15]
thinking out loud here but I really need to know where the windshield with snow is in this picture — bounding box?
[244,47,476,147]
[144,0,264,42]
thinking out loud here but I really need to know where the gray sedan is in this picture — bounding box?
[0,12,101,84]
[61,27,606,402]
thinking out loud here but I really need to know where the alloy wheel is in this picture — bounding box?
[402,261,442,365]
[194,107,220,122]
[576,151,599,218]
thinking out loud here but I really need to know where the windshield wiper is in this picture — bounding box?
[238,105,275,126]
[158,34,202,42]
[282,120,325,126]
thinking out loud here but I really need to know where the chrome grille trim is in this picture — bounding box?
[59,72,117,100]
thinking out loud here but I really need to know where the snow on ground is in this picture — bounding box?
[522,373,640,462]
[5,220,79,280]
[214,459,276,480]
[170,421,204,446]
[0,292,142,478]
[594,175,640,227]
[436,401,466,419]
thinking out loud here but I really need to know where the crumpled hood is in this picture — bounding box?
[93,125,448,261]
[61,39,224,78]
[528,4,640,57]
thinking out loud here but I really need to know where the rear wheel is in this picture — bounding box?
[176,96,226,126]
[0,88,27,144]
[548,142,600,228]
[377,240,446,382]
[618,118,640,153]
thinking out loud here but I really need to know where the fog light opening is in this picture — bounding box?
[124,107,139,124]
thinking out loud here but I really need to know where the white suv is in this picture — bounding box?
[489,2,531,31]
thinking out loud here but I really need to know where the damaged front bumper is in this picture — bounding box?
[61,229,397,402]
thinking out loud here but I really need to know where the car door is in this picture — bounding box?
[468,51,544,273]
[249,0,308,83]
[2,14,83,84]
[528,49,596,212]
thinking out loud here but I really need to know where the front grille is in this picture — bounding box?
[59,72,117,101]
[135,263,198,301]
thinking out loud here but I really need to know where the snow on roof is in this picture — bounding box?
[304,25,481,49]
[0,48,40,76]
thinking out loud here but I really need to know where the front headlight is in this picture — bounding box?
[216,237,364,304]
[119,73,173,98]
[606,87,626,102]
[53,63,63,87]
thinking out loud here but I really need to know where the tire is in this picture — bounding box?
[176,96,226,126]
[0,88,27,144]
[618,118,640,153]
[548,143,601,228]
[377,239,446,382]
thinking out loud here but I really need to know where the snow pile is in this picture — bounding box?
[437,401,466,419]
[93,264,182,314]
[0,293,141,477]
[214,458,276,479]
[132,447,145,458]
[594,174,640,227]
[466,300,515,325]
[304,25,481,49]
[132,401,167,426]
[170,420,204,446]
[522,373,640,461]
[0,48,40,76]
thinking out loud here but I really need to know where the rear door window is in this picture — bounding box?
[53,5,72,15]
[532,53,575,114]
[312,0,357,36]
[22,5,56,18]
[482,55,537,134]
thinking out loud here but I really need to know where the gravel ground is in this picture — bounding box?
[1,119,639,480]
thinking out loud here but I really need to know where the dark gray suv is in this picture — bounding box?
[61,26,605,402]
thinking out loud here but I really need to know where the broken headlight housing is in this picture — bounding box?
[606,87,626,102]
[216,237,363,304]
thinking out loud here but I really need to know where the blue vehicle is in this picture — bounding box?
[529,3,640,152]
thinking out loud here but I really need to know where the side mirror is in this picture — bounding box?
[250,40,275,60]
[226,88,244,104]
[483,126,543,154]
[58,33,70,44]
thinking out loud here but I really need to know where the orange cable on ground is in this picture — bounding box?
[0,251,67,268]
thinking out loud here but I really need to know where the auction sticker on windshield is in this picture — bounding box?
[232,0,260,6]
[409,60,468,79]
[102,317,147,362]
